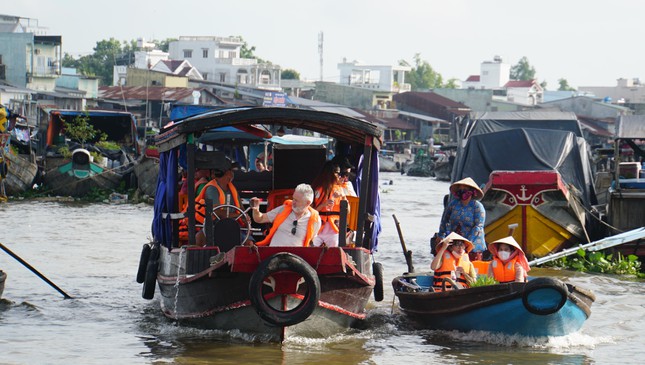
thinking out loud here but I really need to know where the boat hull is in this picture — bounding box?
[482,171,587,257]
[155,245,374,341]
[393,274,594,337]
[133,154,159,198]
[43,155,127,197]
[2,151,38,195]
[0,270,5,299]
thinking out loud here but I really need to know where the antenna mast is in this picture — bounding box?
[318,31,324,82]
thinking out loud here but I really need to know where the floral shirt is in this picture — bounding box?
[438,197,486,252]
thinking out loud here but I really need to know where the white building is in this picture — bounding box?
[337,59,411,93]
[168,36,281,90]
[462,55,510,90]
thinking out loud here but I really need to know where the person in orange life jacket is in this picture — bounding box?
[194,158,248,246]
[487,236,530,283]
[179,169,212,205]
[331,156,357,197]
[248,183,321,247]
[311,161,347,247]
[431,232,477,289]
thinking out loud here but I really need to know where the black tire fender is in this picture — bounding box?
[522,277,569,315]
[373,262,384,302]
[136,244,151,284]
[248,253,320,326]
[142,244,160,300]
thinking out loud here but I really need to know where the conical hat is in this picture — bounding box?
[441,231,474,253]
[450,177,484,200]
[488,236,524,254]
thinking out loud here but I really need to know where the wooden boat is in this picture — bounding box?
[39,110,140,197]
[392,273,595,337]
[606,115,645,257]
[138,106,385,342]
[452,112,601,257]
[1,122,38,196]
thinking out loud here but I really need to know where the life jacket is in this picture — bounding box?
[255,200,320,247]
[471,260,490,277]
[433,252,472,289]
[315,185,344,233]
[491,257,519,283]
[178,180,241,241]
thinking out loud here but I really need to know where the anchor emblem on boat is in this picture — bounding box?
[516,185,533,202]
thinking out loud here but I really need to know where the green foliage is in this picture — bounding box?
[281,69,300,80]
[558,78,576,91]
[58,145,72,159]
[510,56,536,81]
[444,78,459,89]
[89,151,103,164]
[62,112,103,145]
[236,36,269,64]
[153,38,177,52]
[400,54,444,91]
[470,275,499,287]
[96,140,120,150]
[542,249,643,277]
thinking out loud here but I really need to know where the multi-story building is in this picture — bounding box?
[168,36,281,90]
[337,59,411,93]
[0,14,61,92]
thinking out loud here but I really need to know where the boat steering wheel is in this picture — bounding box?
[211,204,252,244]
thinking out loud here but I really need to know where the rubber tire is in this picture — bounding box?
[248,253,320,327]
[522,277,568,315]
[373,262,384,302]
[136,244,151,284]
[142,244,160,300]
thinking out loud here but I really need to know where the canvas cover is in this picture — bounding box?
[465,111,583,138]
[452,128,597,207]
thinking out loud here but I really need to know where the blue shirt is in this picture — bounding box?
[438,197,486,252]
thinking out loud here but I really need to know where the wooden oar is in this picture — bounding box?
[392,214,414,273]
[0,242,73,299]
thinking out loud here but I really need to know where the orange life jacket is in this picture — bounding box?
[433,252,472,289]
[315,185,344,233]
[178,180,241,241]
[471,260,490,276]
[255,200,319,247]
[491,257,519,283]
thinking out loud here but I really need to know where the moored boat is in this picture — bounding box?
[138,106,385,341]
[392,273,595,337]
[39,109,140,197]
[0,270,6,299]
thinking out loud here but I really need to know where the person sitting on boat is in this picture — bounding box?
[248,183,321,247]
[311,161,348,247]
[332,156,357,197]
[431,232,477,290]
[487,236,530,283]
[436,177,487,260]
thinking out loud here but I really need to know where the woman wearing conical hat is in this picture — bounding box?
[437,177,487,254]
[487,236,530,283]
[431,232,477,290]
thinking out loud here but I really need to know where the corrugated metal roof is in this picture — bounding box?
[98,86,220,102]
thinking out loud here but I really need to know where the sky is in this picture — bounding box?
[8,0,645,89]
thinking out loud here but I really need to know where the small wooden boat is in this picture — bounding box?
[138,106,385,342]
[1,124,38,196]
[392,273,595,337]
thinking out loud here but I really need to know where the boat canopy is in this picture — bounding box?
[465,111,583,139]
[452,128,598,208]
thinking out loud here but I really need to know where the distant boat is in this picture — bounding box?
[39,110,140,197]
[1,121,38,196]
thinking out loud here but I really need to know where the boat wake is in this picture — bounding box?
[439,329,613,350]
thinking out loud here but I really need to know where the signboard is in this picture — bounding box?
[262,92,287,107]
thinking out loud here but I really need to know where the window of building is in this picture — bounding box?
[203,72,208,80]
[183,49,193,58]
[218,50,225,58]
[220,73,226,83]
[202,49,208,58]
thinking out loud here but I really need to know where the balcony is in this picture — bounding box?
[29,65,60,78]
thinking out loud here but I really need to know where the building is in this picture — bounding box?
[504,79,543,106]
[462,55,510,90]
[579,78,645,105]
[337,59,411,93]
[168,36,281,90]
[0,14,62,91]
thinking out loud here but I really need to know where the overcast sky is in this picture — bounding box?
[8,1,644,89]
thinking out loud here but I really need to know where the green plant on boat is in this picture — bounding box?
[58,145,72,159]
[96,140,120,151]
[542,248,644,278]
[61,112,107,145]
[89,151,104,164]
[469,274,498,287]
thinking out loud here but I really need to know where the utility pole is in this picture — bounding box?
[318,31,324,82]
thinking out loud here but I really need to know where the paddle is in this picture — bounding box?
[392,214,414,273]
[0,242,73,299]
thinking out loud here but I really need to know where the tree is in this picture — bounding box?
[400,54,443,91]
[558,78,576,91]
[154,38,177,52]
[235,36,269,64]
[510,56,536,81]
[61,53,79,68]
[444,78,459,89]
[281,69,300,80]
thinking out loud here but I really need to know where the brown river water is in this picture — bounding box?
[1,172,643,364]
